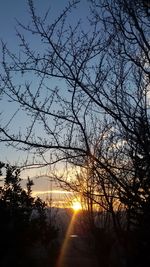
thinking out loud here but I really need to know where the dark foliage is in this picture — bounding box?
[0,162,58,267]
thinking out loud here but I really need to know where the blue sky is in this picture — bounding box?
[0,0,90,60]
[0,0,89,43]
[0,0,90,165]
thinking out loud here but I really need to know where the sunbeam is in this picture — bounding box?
[55,211,78,267]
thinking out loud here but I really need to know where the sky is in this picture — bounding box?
[0,0,90,164]
[0,0,89,42]
[0,0,90,203]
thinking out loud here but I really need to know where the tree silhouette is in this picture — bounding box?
[0,0,150,265]
[0,162,58,267]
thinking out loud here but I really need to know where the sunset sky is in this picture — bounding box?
[0,0,89,204]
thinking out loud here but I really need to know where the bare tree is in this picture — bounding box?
[0,1,150,258]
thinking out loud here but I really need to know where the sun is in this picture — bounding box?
[72,201,82,211]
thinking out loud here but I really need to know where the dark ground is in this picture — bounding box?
[59,235,98,267]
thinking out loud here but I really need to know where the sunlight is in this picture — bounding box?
[72,200,82,211]
[56,199,82,267]
[55,212,77,267]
